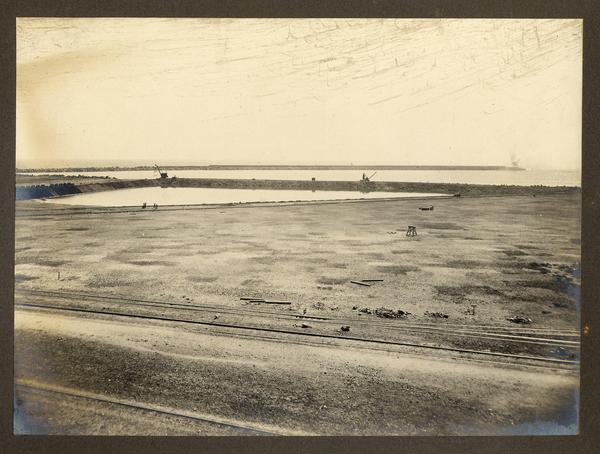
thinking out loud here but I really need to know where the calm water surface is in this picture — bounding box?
[41,187,448,207]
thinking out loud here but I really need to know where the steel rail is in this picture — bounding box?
[14,381,289,436]
[15,289,580,346]
[15,302,579,366]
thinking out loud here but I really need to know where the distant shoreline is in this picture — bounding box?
[16,165,526,173]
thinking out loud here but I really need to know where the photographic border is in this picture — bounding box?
[2,1,598,453]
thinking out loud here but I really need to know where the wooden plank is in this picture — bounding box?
[350,280,371,287]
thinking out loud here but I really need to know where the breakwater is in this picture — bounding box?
[16,179,157,200]
[16,183,82,200]
[166,178,578,196]
[16,177,580,200]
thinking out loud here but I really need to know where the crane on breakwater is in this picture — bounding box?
[154,164,168,179]
[361,171,377,183]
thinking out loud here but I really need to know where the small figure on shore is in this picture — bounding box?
[153,203,158,210]
[142,202,147,209]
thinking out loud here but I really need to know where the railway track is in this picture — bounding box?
[15,294,580,368]
[15,288,580,349]
[15,288,332,321]
[14,381,292,436]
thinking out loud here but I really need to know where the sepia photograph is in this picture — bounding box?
[14,17,581,436]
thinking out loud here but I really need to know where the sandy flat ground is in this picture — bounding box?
[13,192,581,434]
[14,309,578,435]
[16,193,581,327]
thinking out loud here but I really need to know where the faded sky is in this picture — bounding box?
[16,18,582,169]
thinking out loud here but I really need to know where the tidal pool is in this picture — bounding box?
[41,186,448,207]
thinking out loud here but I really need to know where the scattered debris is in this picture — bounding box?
[351,280,371,287]
[358,307,372,314]
[375,308,410,319]
[425,311,449,319]
[292,323,310,329]
[239,297,290,305]
[542,310,551,314]
[319,404,328,410]
[352,305,358,310]
[418,205,434,211]
[312,301,325,310]
[341,325,350,332]
[213,314,219,320]
[507,316,532,324]
[330,305,339,311]
[294,314,330,320]
[453,193,461,197]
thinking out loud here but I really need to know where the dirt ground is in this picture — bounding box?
[15,193,581,328]
[13,192,581,434]
[14,309,578,435]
